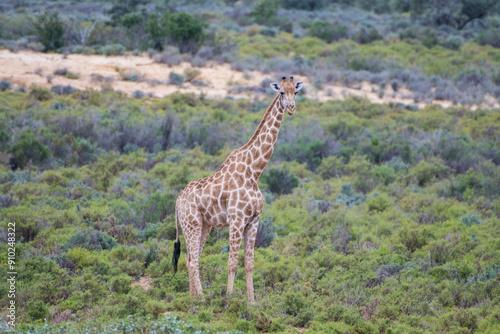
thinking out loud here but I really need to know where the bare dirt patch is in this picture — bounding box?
[131,276,152,290]
[1,50,498,109]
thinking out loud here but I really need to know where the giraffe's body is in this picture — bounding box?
[174,77,304,300]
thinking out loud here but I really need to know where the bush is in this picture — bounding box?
[0,80,11,91]
[10,132,51,169]
[352,28,382,44]
[132,90,145,98]
[147,12,207,53]
[262,168,299,195]
[102,44,126,56]
[154,48,182,66]
[399,227,433,252]
[29,85,52,101]
[366,193,392,212]
[32,11,64,51]
[335,183,366,207]
[460,213,482,227]
[318,156,345,179]
[51,84,77,95]
[61,229,118,251]
[168,71,184,85]
[110,274,133,294]
[476,28,500,48]
[370,165,396,185]
[280,0,328,10]
[308,21,347,43]
[255,216,276,248]
[249,0,278,25]
[407,159,449,187]
[183,68,201,82]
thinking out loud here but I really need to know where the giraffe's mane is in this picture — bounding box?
[214,93,281,173]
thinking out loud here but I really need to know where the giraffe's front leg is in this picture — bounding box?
[244,216,259,301]
[227,219,244,296]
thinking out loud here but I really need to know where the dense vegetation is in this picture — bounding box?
[1,0,500,332]
[2,0,500,105]
[0,85,499,332]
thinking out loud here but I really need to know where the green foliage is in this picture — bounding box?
[460,213,482,226]
[308,21,347,43]
[352,27,382,44]
[100,43,126,56]
[0,90,499,333]
[407,159,449,187]
[250,0,279,25]
[262,168,299,195]
[61,229,118,251]
[168,71,185,86]
[147,12,207,53]
[32,11,64,51]
[29,85,52,101]
[10,131,51,169]
[0,80,11,91]
[110,274,133,294]
[335,183,366,207]
[366,193,392,212]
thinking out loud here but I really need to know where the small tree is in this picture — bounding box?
[10,132,51,169]
[263,168,299,195]
[249,0,279,25]
[32,11,65,51]
[456,0,498,30]
[164,12,207,53]
[308,21,347,43]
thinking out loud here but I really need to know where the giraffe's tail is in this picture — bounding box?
[172,209,181,275]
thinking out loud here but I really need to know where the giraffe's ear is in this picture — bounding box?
[270,83,281,92]
[295,81,304,91]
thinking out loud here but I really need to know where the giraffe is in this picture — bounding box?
[172,76,304,300]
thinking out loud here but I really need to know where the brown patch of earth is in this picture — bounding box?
[131,276,152,290]
[1,50,498,110]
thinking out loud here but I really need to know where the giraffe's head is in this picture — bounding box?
[270,76,304,115]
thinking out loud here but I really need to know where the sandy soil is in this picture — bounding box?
[131,276,152,290]
[1,50,498,109]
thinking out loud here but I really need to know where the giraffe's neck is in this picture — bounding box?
[242,94,285,180]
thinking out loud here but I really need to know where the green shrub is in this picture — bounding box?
[318,155,345,179]
[255,216,276,248]
[366,193,392,212]
[168,71,185,86]
[0,80,11,91]
[407,159,449,187]
[144,300,166,319]
[370,165,396,185]
[32,11,64,51]
[110,274,133,294]
[459,213,482,226]
[10,131,51,169]
[308,21,347,43]
[335,183,366,207]
[61,229,118,251]
[100,43,126,56]
[249,0,279,25]
[399,227,433,252]
[29,85,52,101]
[262,168,299,195]
[353,27,382,44]
[26,301,48,321]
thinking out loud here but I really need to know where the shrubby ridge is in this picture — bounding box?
[0,87,498,332]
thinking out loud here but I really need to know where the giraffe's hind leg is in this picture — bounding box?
[183,213,205,299]
[244,215,259,301]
